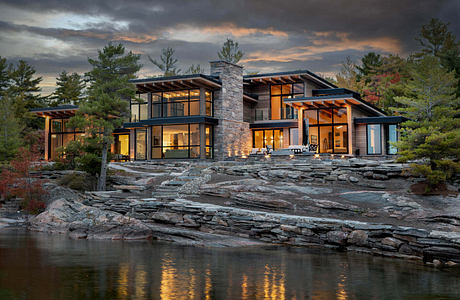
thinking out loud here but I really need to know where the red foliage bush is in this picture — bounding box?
[0,147,47,214]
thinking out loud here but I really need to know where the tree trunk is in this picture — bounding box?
[97,141,108,191]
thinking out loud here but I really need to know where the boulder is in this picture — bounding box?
[327,231,349,245]
[348,230,368,246]
[382,237,403,249]
[29,199,152,240]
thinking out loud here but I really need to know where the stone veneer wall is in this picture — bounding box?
[210,61,252,159]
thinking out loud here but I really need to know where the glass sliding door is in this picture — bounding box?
[252,129,283,150]
[367,124,382,155]
[135,129,147,160]
[387,124,398,155]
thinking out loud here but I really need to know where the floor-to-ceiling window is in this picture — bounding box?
[135,128,147,160]
[386,124,398,155]
[149,89,213,119]
[304,107,348,154]
[253,129,283,149]
[49,119,84,160]
[113,134,130,160]
[270,83,303,120]
[151,124,213,159]
[367,124,382,155]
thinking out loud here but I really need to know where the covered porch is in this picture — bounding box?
[283,89,385,155]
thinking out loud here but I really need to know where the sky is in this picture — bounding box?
[0,0,459,95]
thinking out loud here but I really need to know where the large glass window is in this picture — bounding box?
[387,124,398,155]
[48,118,84,160]
[270,83,303,120]
[148,89,213,119]
[151,124,212,159]
[303,107,348,154]
[114,134,130,160]
[131,93,148,122]
[252,129,283,150]
[135,129,147,160]
[289,128,299,145]
[367,124,382,155]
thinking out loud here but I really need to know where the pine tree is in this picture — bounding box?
[8,60,45,129]
[148,47,181,76]
[50,71,85,106]
[336,57,363,93]
[0,56,10,93]
[71,43,141,191]
[185,64,204,75]
[218,38,244,64]
[356,52,383,82]
[393,56,460,192]
[0,95,23,161]
[416,18,460,97]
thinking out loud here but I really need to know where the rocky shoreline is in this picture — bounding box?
[2,158,459,267]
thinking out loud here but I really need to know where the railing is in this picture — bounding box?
[254,108,298,121]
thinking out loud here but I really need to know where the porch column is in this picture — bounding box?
[199,87,206,115]
[147,126,151,160]
[44,116,50,160]
[199,123,206,159]
[129,129,135,160]
[298,107,303,145]
[347,105,353,155]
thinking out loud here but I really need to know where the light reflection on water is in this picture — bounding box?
[0,229,459,300]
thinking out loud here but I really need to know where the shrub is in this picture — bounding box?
[59,172,95,191]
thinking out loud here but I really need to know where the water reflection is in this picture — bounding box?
[0,230,459,300]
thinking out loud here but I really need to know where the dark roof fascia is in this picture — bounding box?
[209,60,244,69]
[113,128,130,134]
[285,94,355,102]
[130,74,221,85]
[30,105,79,112]
[123,116,219,128]
[250,121,298,129]
[354,116,408,124]
[285,93,386,116]
[244,70,337,88]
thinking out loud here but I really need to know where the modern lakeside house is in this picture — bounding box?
[32,60,406,161]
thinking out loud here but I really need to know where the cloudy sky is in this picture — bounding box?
[0,0,459,95]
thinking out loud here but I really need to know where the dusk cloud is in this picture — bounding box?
[0,0,458,95]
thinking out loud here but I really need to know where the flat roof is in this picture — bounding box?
[354,116,408,124]
[244,70,337,89]
[284,94,385,117]
[31,105,79,118]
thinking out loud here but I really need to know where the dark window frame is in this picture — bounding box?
[151,123,213,159]
[385,124,398,155]
[304,107,349,154]
[134,128,147,160]
[269,82,304,120]
[252,129,284,150]
[366,124,382,155]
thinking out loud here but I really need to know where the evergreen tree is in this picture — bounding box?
[8,60,45,129]
[218,38,244,64]
[393,56,460,191]
[185,64,204,75]
[0,56,10,93]
[416,18,460,96]
[336,57,363,93]
[0,95,23,161]
[148,47,181,76]
[356,52,383,82]
[71,43,141,191]
[50,71,85,106]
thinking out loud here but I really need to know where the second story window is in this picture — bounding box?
[152,89,212,118]
[270,83,304,120]
[130,93,148,122]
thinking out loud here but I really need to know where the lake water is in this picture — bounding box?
[0,229,459,299]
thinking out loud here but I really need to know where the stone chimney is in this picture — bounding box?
[209,61,251,159]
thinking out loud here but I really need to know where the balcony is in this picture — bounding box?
[255,107,298,121]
